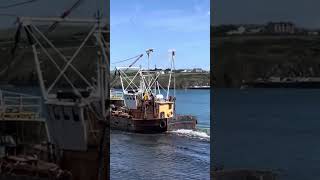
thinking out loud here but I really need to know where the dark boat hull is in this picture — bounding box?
[111,116,168,133]
[111,115,197,133]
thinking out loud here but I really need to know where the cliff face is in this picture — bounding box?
[213,35,320,88]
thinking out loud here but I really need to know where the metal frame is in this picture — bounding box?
[18,17,108,107]
[115,49,176,101]
[19,17,107,24]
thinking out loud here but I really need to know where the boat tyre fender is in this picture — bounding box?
[160,119,167,129]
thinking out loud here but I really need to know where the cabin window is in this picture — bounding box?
[160,112,165,118]
[83,109,88,121]
[53,106,60,120]
[72,108,80,122]
[169,104,172,110]
[63,107,70,120]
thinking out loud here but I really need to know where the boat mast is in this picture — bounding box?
[167,50,176,99]
[146,48,153,71]
[24,25,48,100]
[32,42,48,100]
[172,50,176,99]
[172,50,176,118]
[146,48,153,91]
[97,12,106,118]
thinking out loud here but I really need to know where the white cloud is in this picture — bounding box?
[144,16,208,32]
[141,9,209,32]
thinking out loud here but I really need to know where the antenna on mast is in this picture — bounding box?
[146,48,154,70]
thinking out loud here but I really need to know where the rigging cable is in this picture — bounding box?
[0,13,19,17]
[110,54,144,86]
[46,0,83,33]
[112,54,143,64]
[0,0,38,9]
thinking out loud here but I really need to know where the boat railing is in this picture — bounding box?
[0,90,42,120]
[110,90,124,101]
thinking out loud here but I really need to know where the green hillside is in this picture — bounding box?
[213,35,320,87]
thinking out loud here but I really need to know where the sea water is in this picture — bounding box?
[214,88,320,180]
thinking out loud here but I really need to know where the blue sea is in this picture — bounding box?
[214,88,320,180]
[175,89,210,130]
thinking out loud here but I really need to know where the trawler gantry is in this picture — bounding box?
[110,49,197,133]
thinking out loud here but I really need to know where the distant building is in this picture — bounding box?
[173,69,185,73]
[266,22,295,34]
[180,69,193,73]
[164,68,171,73]
[151,68,163,72]
[308,31,319,36]
[192,68,205,73]
[226,26,246,35]
[247,27,264,34]
[268,76,281,82]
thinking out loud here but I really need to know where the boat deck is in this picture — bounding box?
[0,90,44,122]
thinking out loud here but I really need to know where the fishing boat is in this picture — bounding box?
[15,16,109,180]
[0,90,71,179]
[110,49,197,133]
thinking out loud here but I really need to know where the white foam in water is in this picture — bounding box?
[170,129,210,140]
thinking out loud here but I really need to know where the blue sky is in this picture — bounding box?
[110,0,210,70]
